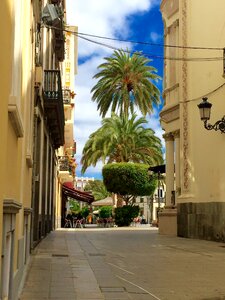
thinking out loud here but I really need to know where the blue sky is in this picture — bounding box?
[66,0,164,179]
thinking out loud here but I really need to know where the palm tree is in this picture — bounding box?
[84,180,110,201]
[81,113,163,173]
[91,49,161,118]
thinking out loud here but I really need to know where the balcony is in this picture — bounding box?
[53,24,65,62]
[52,5,65,61]
[41,2,65,61]
[63,88,72,104]
[59,156,69,172]
[58,155,76,178]
[58,156,73,183]
[42,70,65,148]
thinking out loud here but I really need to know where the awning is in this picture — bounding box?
[92,197,114,207]
[62,182,94,204]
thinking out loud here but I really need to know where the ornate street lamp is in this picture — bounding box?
[198,97,225,133]
[148,165,166,225]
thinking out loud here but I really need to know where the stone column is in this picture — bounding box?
[159,133,177,236]
[164,133,174,208]
[174,130,180,201]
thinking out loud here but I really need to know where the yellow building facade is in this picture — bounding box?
[57,25,78,228]
[0,1,34,299]
[160,0,225,241]
[0,0,73,299]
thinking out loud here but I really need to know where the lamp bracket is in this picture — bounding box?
[204,116,225,133]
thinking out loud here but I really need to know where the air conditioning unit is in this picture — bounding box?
[42,4,60,26]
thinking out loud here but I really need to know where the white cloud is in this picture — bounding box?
[148,114,164,143]
[66,0,159,57]
[150,31,162,43]
[73,56,103,157]
[66,0,162,177]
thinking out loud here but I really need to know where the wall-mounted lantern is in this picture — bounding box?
[198,97,225,133]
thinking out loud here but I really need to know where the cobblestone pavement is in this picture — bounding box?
[19,227,225,300]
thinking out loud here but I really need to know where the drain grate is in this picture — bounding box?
[88,253,106,256]
[52,254,69,257]
[100,287,125,293]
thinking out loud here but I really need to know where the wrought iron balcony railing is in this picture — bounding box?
[43,70,65,148]
[43,70,62,99]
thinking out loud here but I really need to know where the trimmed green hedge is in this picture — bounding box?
[81,207,90,219]
[114,205,139,226]
[99,206,113,219]
[103,162,156,196]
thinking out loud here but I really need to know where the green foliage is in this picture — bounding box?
[84,180,110,201]
[99,206,113,219]
[103,162,157,197]
[81,206,90,219]
[91,49,161,118]
[114,205,139,227]
[69,199,80,213]
[81,113,163,173]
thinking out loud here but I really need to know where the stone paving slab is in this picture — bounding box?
[19,229,131,300]
[20,227,225,300]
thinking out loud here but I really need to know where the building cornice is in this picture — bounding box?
[160,103,180,123]
[3,199,22,214]
[162,83,179,99]
[160,0,179,19]
[24,207,33,215]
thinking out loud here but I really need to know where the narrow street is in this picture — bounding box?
[20,227,225,300]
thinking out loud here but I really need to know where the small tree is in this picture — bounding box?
[81,207,90,219]
[99,206,112,219]
[114,205,139,227]
[103,162,157,205]
[84,180,110,201]
[69,199,80,214]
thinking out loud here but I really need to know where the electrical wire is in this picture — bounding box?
[180,82,225,103]
[41,24,225,107]
[71,29,224,51]
[62,26,225,100]
[44,24,225,62]
[76,33,224,62]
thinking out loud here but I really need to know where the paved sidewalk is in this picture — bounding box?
[19,227,225,300]
[20,228,141,300]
